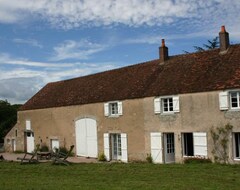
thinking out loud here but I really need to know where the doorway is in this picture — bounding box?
[164,133,175,163]
[111,134,122,160]
[25,131,35,153]
[75,118,98,158]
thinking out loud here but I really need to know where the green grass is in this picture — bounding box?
[0,162,240,190]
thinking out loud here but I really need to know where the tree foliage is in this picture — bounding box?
[184,37,219,53]
[0,100,22,143]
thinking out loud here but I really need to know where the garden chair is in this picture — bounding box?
[52,145,74,166]
[18,144,40,164]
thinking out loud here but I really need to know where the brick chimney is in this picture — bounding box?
[219,25,230,52]
[159,39,169,62]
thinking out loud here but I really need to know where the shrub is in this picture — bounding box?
[58,146,74,157]
[146,154,153,163]
[40,144,49,152]
[184,157,212,164]
[98,152,107,161]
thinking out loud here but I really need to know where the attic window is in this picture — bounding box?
[162,98,174,113]
[110,102,118,115]
[104,101,123,117]
[230,92,240,109]
[219,91,240,110]
[154,96,180,114]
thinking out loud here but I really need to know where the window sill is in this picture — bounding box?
[229,108,240,111]
[160,112,175,116]
[108,115,120,118]
[233,158,240,161]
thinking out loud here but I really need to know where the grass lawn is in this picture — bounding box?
[0,162,240,190]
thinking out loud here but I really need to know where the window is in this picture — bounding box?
[162,98,173,113]
[230,92,240,109]
[154,96,179,114]
[182,132,207,157]
[166,133,175,154]
[104,101,123,116]
[234,133,240,159]
[219,91,240,110]
[109,102,118,115]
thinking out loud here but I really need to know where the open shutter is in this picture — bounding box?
[118,102,123,115]
[150,132,163,163]
[121,133,128,163]
[173,96,180,113]
[104,133,110,161]
[104,103,109,116]
[154,98,161,114]
[219,91,229,110]
[193,132,207,157]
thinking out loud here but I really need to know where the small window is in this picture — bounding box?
[162,98,173,113]
[154,96,179,114]
[104,101,123,116]
[109,102,118,115]
[230,92,240,109]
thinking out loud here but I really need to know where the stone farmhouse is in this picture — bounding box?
[4,26,240,163]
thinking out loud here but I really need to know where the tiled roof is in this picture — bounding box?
[20,44,240,111]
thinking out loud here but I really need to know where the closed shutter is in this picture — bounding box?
[26,120,31,130]
[173,96,180,112]
[103,133,110,161]
[150,132,163,163]
[104,103,109,116]
[193,132,207,156]
[219,91,229,110]
[121,133,128,163]
[154,98,161,114]
[118,102,123,115]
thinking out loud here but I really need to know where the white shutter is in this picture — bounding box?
[193,132,207,157]
[150,132,163,163]
[118,102,123,115]
[173,96,180,113]
[121,133,128,163]
[26,120,31,130]
[104,103,109,116]
[219,91,229,110]
[154,98,161,114]
[104,133,110,161]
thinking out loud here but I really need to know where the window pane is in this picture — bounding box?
[231,92,239,108]
[110,103,118,115]
[162,98,173,112]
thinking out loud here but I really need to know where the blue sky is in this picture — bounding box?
[0,0,240,104]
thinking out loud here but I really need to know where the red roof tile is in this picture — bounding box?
[20,44,240,111]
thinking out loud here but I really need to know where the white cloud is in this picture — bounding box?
[13,38,43,48]
[0,59,117,103]
[50,40,106,61]
[123,31,218,45]
[0,0,239,33]
[0,53,74,67]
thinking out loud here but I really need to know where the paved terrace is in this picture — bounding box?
[0,152,98,163]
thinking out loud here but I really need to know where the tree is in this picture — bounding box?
[0,100,22,143]
[184,36,219,53]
